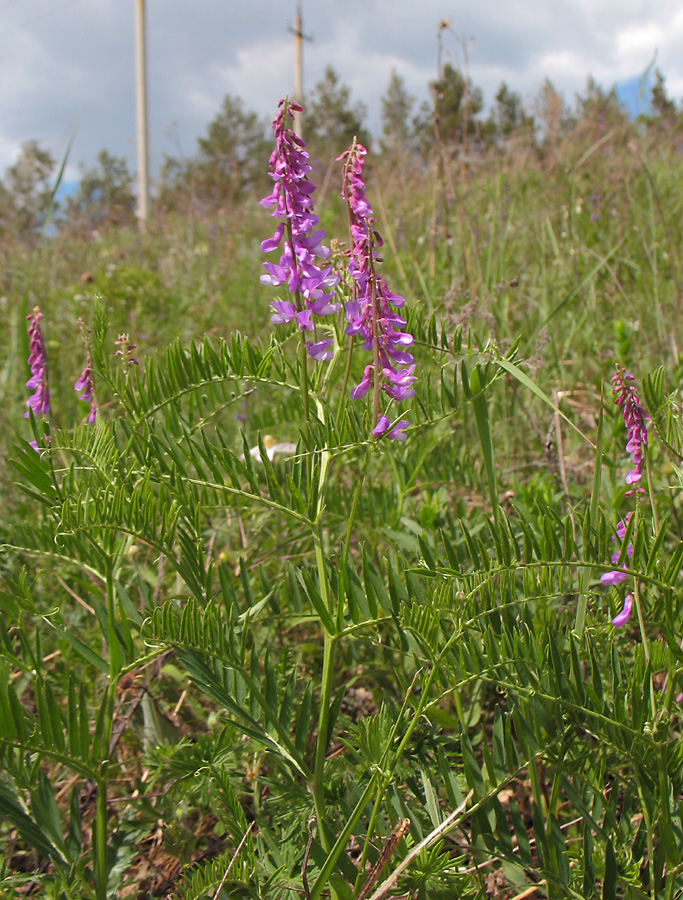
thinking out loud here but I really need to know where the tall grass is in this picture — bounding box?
[0,123,683,899]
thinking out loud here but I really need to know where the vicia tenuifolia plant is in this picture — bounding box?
[260,98,413,440]
[7,95,683,900]
[601,365,652,632]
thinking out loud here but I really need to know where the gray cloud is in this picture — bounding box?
[0,0,679,181]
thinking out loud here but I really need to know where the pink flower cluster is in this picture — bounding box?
[260,100,339,358]
[75,354,97,424]
[612,364,649,486]
[26,307,50,418]
[338,141,416,407]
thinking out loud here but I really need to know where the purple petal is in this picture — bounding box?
[351,364,373,400]
[612,593,633,627]
[306,338,334,361]
[600,570,628,586]
[270,301,296,325]
[260,222,285,253]
[372,415,391,437]
[295,309,314,331]
[387,419,409,441]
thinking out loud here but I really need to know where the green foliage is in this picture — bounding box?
[2,71,683,900]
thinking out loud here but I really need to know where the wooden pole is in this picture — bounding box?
[293,3,303,136]
[135,0,149,228]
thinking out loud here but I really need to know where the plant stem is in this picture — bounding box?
[645,443,659,532]
[94,776,108,900]
[336,338,354,428]
[342,447,370,566]
[633,578,650,666]
[300,327,310,423]
[367,233,382,431]
[313,629,336,852]
[352,783,384,895]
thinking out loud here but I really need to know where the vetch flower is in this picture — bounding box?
[25,306,50,418]
[338,138,415,434]
[372,415,410,442]
[306,338,334,362]
[75,355,97,424]
[600,514,633,586]
[260,99,339,355]
[612,364,649,486]
[612,593,633,627]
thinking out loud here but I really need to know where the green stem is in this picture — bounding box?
[366,233,382,432]
[336,338,355,428]
[352,783,384,895]
[645,444,659,533]
[94,558,119,900]
[313,630,336,853]
[94,777,108,900]
[300,328,310,424]
[342,447,370,566]
[633,578,650,666]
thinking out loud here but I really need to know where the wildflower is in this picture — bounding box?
[612,593,633,627]
[75,355,97,424]
[612,364,649,486]
[306,338,334,362]
[260,99,339,348]
[600,514,633,586]
[372,415,409,442]
[338,139,415,437]
[25,306,50,418]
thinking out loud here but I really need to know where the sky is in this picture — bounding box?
[1,0,682,185]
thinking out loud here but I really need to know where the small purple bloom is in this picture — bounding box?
[25,307,50,418]
[601,514,633,585]
[601,570,629,586]
[372,415,409,442]
[351,364,373,400]
[372,415,391,438]
[75,354,97,424]
[270,300,296,324]
[612,593,633,627]
[306,338,334,362]
[387,419,410,441]
[115,333,138,367]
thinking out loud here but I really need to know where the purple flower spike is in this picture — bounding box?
[260,99,339,335]
[339,139,415,436]
[25,306,50,418]
[612,593,633,627]
[75,354,97,424]
[612,364,649,487]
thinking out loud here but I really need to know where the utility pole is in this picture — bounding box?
[288,3,311,137]
[135,0,149,228]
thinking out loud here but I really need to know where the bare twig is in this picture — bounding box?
[213,822,254,899]
[355,818,410,900]
[365,792,473,900]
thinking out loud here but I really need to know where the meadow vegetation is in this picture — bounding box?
[1,63,683,899]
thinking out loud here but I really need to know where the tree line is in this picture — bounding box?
[1,64,681,240]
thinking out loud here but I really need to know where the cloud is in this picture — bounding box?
[0,0,680,181]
